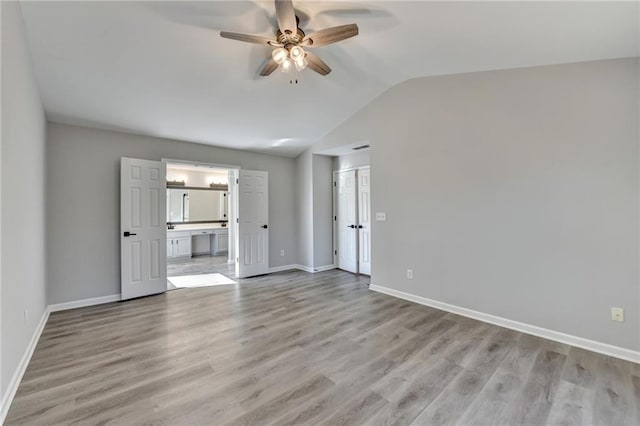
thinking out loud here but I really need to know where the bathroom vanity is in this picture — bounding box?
[166,183,230,260]
[167,224,228,259]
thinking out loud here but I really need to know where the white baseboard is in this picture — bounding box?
[0,307,50,424]
[263,264,340,275]
[369,284,640,365]
[268,264,298,273]
[291,264,336,273]
[49,294,121,313]
[313,264,336,272]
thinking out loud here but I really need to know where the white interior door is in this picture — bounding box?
[236,170,269,278]
[358,168,371,275]
[336,170,358,273]
[121,158,167,300]
[228,169,238,265]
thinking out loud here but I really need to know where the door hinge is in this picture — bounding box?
[334,181,336,187]
[334,216,337,221]
[334,250,337,255]
[236,178,239,184]
[236,218,239,223]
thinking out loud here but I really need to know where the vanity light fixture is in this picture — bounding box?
[167,180,186,187]
[210,183,229,191]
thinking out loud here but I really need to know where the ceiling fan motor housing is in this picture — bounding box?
[276,27,306,47]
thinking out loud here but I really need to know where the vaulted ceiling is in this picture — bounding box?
[20,1,639,157]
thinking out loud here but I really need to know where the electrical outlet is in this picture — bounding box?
[376,212,386,222]
[407,269,414,280]
[611,307,624,322]
[280,249,285,257]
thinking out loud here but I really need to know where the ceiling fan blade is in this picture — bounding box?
[220,31,278,46]
[259,59,279,76]
[305,51,331,76]
[302,24,359,47]
[274,0,297,34]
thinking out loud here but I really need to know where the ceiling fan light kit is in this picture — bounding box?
[272,45,307,72]
[220,0,359,81]
[271,47,288,64]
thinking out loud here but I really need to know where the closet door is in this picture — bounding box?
[336,170,358,273]
[357,168,371,275]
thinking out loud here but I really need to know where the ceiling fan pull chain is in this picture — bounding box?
[290,67,300,85]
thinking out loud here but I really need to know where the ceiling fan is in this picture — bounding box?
[220,0,359,77]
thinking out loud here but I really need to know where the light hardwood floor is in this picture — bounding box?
[6,269,640,425]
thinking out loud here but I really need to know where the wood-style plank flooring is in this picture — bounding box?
[6,269,640,425]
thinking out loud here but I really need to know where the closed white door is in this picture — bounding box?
[358,168,371,275]
[336,170,358,273]
[236,170,269,278]
[121,158,167,300]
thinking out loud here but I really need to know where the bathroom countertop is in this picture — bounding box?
[168,223,228,232]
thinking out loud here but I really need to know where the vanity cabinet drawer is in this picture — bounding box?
[191,229,214,236]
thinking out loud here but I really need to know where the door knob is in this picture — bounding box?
[261,224,268,229]
[123,231,137,237]
[348,225,355,229]
[358,225,363,229]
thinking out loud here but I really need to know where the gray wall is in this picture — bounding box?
[317,58,640,351]
[333,150,370,171]
[47,123,297,304]
[294,150,335,270]
[294,150,313,268]
[1,1,48,397]
[312,154,334,268]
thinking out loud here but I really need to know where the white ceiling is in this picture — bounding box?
[20,1,639,157]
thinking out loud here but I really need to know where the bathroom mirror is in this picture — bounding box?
[167,188,228,223]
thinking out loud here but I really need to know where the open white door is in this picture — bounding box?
[358,167,371,275]
[121,158,167,300]
[236,170,269,278]
[336,170,358,273]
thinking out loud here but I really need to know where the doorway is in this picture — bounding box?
[164,161,238,289]
[334,166,371,275]
[120,157,271,300]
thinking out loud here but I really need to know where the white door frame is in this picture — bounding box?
[333,165,371,274]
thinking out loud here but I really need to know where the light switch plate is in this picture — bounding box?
[376,212,386,222]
